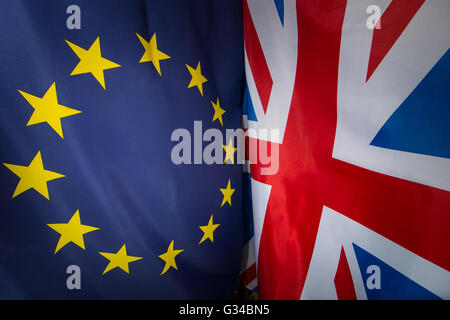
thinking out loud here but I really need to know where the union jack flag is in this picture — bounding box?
[240,0,450,299]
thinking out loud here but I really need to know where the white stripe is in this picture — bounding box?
[245,0,298,144]
[250,177,272,267]
[334,0,450,191]
[246,279,258,291]
[302,206,450,299]
[240,236,256,272]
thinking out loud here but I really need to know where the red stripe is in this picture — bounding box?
[240,263,257,287]
[366,0,425,81]
[334,247,357,300]
[254,1,347,298]
[243,0,273,114]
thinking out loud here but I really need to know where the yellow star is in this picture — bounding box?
[199,214,220,244]
[223,138,237,164]
[159,240,183,276]
[99,244,142,275]
[186,61,207,96]
[211,97,226,126]
[136,33,171,76]
[65,37,121,89]
[18,82,82,138]
[3,151,65,200]
[47,209,99,254]
[220,179,236,207]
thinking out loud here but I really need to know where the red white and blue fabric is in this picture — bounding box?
[241,0,450,299]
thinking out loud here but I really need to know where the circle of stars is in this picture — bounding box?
[2,32,238,278]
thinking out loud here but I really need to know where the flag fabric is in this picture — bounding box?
[239,163,257,291]
[0,0,245,299]
[242,0,450,299]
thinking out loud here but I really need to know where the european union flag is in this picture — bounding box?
[0,0,244,299]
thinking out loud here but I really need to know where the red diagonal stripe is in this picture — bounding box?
[366,0,425,81]
[240,263,257,287]
[243,0,273,114]
[334,247,357,300]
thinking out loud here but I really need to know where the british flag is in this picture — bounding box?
[240,0,450,299]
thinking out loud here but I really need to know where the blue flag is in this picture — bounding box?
[0,0,244,299]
